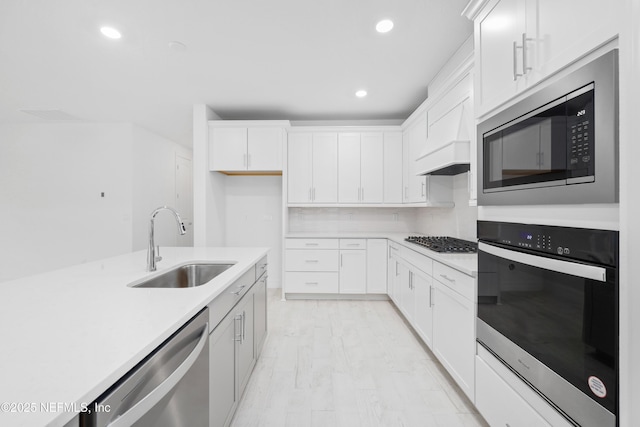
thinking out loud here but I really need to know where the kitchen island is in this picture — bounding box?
[0,247,268,427]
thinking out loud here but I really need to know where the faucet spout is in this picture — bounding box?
[147,206,187,272]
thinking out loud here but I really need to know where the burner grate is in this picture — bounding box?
[405,236,477,253]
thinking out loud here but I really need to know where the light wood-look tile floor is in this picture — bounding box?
[232,289,489,427]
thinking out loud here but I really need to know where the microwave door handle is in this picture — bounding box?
[478,242,606,282]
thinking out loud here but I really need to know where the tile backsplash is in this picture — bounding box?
[287,173,478,239]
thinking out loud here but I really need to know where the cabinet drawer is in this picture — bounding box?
[433,261,474,301]
[285,249,339,271]
[339,238,367,249]
[285,238,339,249]
[285,272,339,293]
[476,355,552,427]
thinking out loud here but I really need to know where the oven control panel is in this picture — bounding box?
[478,221,618,266]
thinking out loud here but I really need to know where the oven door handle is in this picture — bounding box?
[478,242,606,282]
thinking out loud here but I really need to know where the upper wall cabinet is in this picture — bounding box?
[338,132,384,203]
[287,132,338,204]
[209,121,290,173]
[287,129,403,206]
[465,0,619,117]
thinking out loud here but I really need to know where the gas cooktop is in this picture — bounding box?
[405,236,478,253]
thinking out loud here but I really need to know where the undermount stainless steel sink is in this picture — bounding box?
[130,262,235,289]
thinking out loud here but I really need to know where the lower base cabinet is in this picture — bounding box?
[209,261,268,427]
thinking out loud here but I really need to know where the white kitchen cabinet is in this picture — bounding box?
[338,133,361,203]
[413,267,434,349]
[469,0,619,117]
[287,132,338,203]
[366,239,388,294]
[339,249,367,294]
[403,115,427,203]
[338,132,384,203]
[209,122,286,172]
[312,133,339,203]
[383,132,403,203]
[287,132,313,203]
[360,133,384,203]
[432,268,475,401]
[398,262,415,323]
[285,238,340,294]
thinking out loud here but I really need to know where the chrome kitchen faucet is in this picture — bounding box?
[147,206,187,272]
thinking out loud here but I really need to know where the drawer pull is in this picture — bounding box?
[305,282,319,286]
[305,259,319,263]
[230,285,246,295]
[439,274,455,283]
[346,243,360,247]
[305,243,319,246]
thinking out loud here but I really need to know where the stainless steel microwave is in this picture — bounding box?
[478,49,618,206]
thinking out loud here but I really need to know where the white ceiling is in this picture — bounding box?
[0,0,472,146]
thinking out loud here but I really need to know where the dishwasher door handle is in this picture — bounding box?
[107,323,209,427]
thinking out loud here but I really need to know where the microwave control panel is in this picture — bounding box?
[566,88,595,175]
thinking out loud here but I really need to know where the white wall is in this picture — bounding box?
[192,104,226,247]
[131,125,193,250]
[0,122,193,283]
[224,176,283,287]
[415,173,478,239]
[0,123,133,282]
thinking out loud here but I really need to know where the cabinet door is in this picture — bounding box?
[287,133,313,203]
[476,0,526,114]
[413,270,434,349]
[210,127,248,171]
[209,311,237,427]
[338,133,361,203]
[366,239,388,294]
[406,115,428,202]
[360,133,384,203]
[389,258,402,304]
[399,264,415,323]
[312,133,338,203]
[433,281,475,400]
[383,132,403,203]
[529,0,618,86]
[254,275,267,357]
[247,127,282,171]
[237,293,255,397]
[339,250,367,294]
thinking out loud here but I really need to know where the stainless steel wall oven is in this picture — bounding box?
[477,49,618,205]
[477,221,618,427]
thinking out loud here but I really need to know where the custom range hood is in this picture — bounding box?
[415,100,471,176]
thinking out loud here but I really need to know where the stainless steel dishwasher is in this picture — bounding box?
[82,308,209,427]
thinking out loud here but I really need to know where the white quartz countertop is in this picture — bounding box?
[0,246,268,427]
[285,232,478,276]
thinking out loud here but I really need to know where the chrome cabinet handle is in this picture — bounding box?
[429,285,434,307]
[346,243,360,247]
[513,40,523,81]
[305,282,319,286]
[242,311,246,342]
[305,259,319,263]
[522,33,532,74]
[421,181,425,198]
[439,274,455,283]
[230,285,246,295]
[234,314,242,342]
[108,323,209,427]
[305,242,319,246]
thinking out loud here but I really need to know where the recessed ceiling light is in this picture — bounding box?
[376,19,394,33]
[355,90,368,98]
[100,26,122,39]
